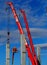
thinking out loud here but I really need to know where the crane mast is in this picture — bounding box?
[7,2,39,65]
[6,7,10,65]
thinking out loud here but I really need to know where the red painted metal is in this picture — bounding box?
[7,2,38,65]
[12,47,17,53]
[12,47,17,65]
[20,10,38,65]
[7,2,23,34]
[25,43,35,65]
[20,10,35,54]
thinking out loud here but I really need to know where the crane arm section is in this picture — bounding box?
[20,10,35,55]
[20,10,38,65]
[7,2,35,65]
[7,2,23,34]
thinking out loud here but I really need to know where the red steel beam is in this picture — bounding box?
[20,10,35,55]
[20,10,38,65]
[7,2,37,65]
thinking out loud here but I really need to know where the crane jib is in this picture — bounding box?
[7,2,39,65]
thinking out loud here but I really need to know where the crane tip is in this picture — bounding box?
[6,2,13,5]
[20,9,25,13]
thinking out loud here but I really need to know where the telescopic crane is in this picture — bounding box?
[20,10,38,65]
[6,2,40,65]
[7,2,35,65]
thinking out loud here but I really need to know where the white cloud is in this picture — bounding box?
[0,0,47,32]
[0,0,47,56]
[0,28,47,45]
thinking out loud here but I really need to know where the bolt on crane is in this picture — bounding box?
[6,2,40,65]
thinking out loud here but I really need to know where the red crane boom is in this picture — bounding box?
[20,10,35,55]
[7,2,38,65]
[20,10,38,65]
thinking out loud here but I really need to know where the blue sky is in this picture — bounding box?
[0,0,47,65]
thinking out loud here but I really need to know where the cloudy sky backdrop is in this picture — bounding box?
[0,0,47,65]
